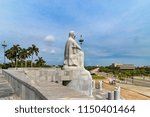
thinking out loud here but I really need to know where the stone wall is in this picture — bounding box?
[11,68,92,96]
[2,69,47,100]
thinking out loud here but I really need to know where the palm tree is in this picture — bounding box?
[5,48,14,67]
[19,48,28,67]
[12,44,21,68]
[35,57,46,67]
[5,44,21,67]
[28,44,39,67]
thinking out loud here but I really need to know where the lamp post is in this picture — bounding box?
[2,41,7,65]
[79,35,84,45]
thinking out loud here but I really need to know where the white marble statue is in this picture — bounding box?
[64,31,84,68]
[63,31,93,96]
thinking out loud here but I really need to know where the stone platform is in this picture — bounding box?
[2,68,93,100]
[35,81,92,100]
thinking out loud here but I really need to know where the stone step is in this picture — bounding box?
[0,94,20,100]
[0,73,16,99]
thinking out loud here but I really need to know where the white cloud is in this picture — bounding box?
[50,49,56,54]
[41,48,48,52]
[41,48,56,54]
[44,35,55,45]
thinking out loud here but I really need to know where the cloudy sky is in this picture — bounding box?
[0,0,150,66]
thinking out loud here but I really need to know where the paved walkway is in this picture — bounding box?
[117,83,150,97]
[34,81,93,100]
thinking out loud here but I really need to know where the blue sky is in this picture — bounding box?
[0,0,150,66]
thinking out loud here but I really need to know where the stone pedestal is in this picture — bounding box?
[92,80,95,89]
[61,68,93,96]
[99,81,102,91]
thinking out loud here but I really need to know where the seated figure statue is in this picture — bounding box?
[64,31,84,69]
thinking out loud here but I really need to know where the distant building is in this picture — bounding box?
[112,63,135,70]
[143,66,150,68]
[112,63,123,67]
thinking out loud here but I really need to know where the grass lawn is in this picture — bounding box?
[92,75,106,80]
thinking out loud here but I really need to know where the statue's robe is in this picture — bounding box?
[64,37,84,67]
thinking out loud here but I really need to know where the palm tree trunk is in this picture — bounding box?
[13,61,15,67]
[15,59,18,68]
[31,54,33,67]
[25,60,27,67]
[10,60,13,67]
[20,59,23,67]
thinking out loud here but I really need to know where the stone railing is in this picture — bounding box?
[2,69,47,100]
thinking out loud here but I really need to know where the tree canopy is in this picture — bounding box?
[4,44,46,68]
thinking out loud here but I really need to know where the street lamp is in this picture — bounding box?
[79,35,84,45]
[2,41,7,64]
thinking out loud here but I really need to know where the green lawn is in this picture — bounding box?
[92,75,106,79]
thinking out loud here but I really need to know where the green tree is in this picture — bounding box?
[19,48,28,67]
[5,44,21,67]
[28,44,39,67]
[12,44,21,67]
[124,70,132,78]
[35,57,46,67]
[5,48,14,67]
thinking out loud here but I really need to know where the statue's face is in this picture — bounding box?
[72,34,75,39]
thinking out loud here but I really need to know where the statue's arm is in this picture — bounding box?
[74,41,81,50]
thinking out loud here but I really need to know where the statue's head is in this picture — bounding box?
[69,31,75,39]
